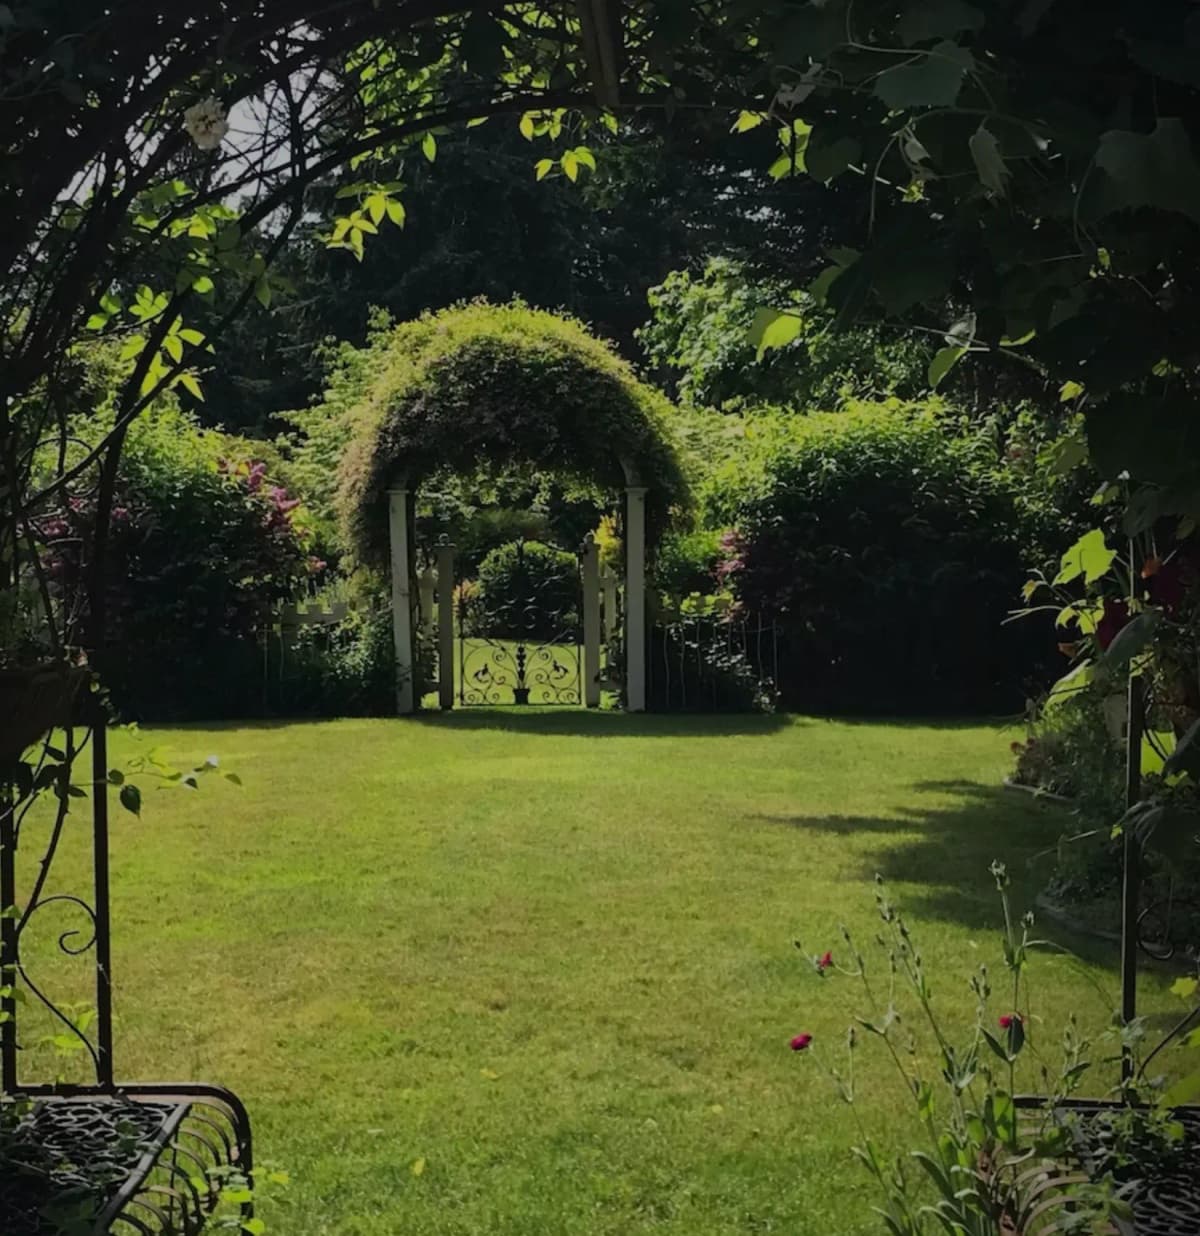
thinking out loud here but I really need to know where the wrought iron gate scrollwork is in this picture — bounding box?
[458,540,582,706]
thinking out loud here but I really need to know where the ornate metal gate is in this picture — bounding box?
[457,539,583,705]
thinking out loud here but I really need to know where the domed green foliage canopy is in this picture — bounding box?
[338,302,687,566]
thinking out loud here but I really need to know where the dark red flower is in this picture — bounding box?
[817,951,833,973]
[789,1033,813,1051]
[998,1013,1023,1030]
[1095,599,1130,651]
[1149,556,1193,617]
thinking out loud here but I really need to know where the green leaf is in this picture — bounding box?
[534,158,554,181]
[242,1220,267,1236]
[254,277,271,309]
[897,0,983,45]
[1163,718,1200,779]
[749,307,803,358]
[1170,976,1199,1000]
[1045,660,1095,709]
[805,134,861,183]
[119,784,141,817]
[179,372,203,401]
[968,124,1008,195]
[1094,119,1200,223]
[1161,1067,1200,1108]
[875,42,973,110]
[519,113,535,140]
[1041,434,1088,475]
[733,110,765,133]
[1053,529,1115,586]
[1059,380,1085,402]
[1102,609,1161,667]
[573,146,596,172]
[916,1080,935,1121]
[421,132,437,162]
[385,199,406,226]
[192,275,215,294]
[561,151,579,182]
[225,772,243,786]
[107,769,125,785]
[928,345,966,388]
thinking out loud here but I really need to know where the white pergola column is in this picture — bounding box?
[388,487,415,714]
[624,486,647,712]
[436,536,456,712]
[581,534,601,708]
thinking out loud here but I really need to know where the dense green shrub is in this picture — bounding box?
[638,258,929,411]
[651,528,724,605]
[335,301,688,568]
[470,540,580,640]
[45,405,312,720]
[713,401,1056,713]
[270,603,397,717]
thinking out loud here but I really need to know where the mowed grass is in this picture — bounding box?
[17,713,1181,1235]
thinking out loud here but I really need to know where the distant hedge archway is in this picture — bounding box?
[337,301,688,712]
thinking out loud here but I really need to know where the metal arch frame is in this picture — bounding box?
[1,701,252,1235]
[1014,672,1200,1235]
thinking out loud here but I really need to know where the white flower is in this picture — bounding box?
[183,96,228,151]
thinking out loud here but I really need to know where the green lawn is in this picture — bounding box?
[19,713,1181,1234]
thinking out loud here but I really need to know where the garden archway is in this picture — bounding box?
[338,302,686,713]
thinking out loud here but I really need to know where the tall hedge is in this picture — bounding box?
[336,302,687,566]
[714,402,1054,714]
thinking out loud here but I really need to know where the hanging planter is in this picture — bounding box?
[0,662,90,764]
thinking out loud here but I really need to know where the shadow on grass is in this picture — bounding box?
[754,780,1125,965]
[408,708,798,738]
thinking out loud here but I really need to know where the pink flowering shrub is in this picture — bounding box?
[42,414,312,719]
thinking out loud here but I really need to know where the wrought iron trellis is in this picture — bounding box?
[1015,672,1200,1236]
[457,539,583,707]
[1,696,252,1235]
[648,610,779,712]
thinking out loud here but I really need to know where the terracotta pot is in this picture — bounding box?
[0,663,90,764]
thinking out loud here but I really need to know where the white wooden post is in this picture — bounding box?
[625,486,647,712]
[388,488,415,714]
[601,566,618,645]
[436,536,456,712]
[581,534,601,708]
[418,566,436,635]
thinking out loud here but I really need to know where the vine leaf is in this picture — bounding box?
[898,0,983,47]
[969,124,1008,194]
[119,784,142,817]
[805,134,861,182]
[750,307,803,358]
[928,344,966,388]
[1052,529,1114,585]
[1094,119,1200,223]
[875,42,973,110]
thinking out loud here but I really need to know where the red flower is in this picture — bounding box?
[789,1033,813,1052]
[1149,555,1193,617]
[1095,599,1130,651]
[817,951,833,973]
[998,1013,1023,1030]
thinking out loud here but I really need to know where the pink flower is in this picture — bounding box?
[817,951,833,973]
[789,1033,813,1051]
[998,1013,1023,1030]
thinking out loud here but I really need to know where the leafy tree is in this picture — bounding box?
[639,257,928,410]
